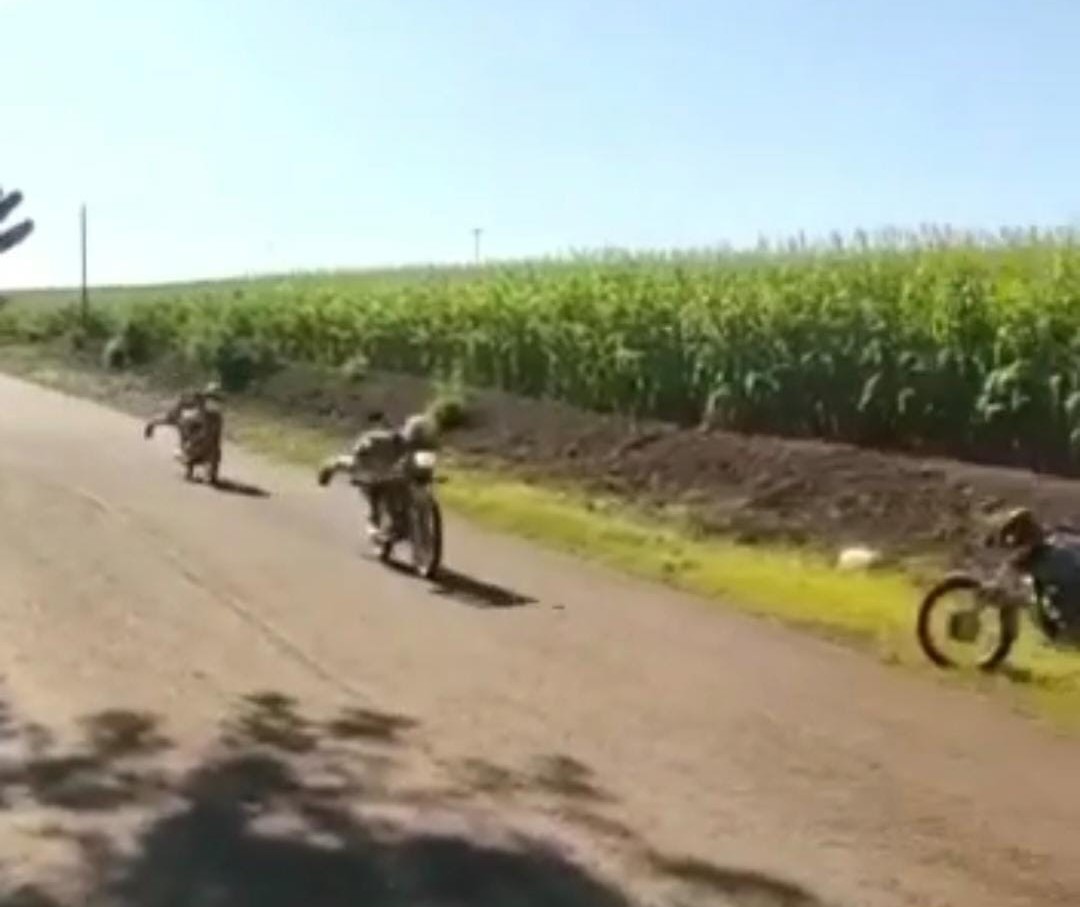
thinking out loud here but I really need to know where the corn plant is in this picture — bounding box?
[10,228,1080,468]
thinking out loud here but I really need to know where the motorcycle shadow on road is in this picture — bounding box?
[379,560,536,609]
[196,476,272,499]
[428,567,537,609]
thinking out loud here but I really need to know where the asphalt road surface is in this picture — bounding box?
[0,373,1077,907]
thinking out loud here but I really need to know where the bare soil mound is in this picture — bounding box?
[251,363,1080,566]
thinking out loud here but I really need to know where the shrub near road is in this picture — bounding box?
[7,228,1080,471]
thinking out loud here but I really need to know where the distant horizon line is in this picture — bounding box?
[5,220,1080,295]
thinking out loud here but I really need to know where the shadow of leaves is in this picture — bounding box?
[648,852,830,907]
[0,690,834,907]
[326,706,418,745]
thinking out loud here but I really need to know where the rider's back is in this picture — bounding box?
[351,427,405,479]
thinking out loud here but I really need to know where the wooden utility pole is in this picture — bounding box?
[79,204,88,322]
[472,227,483,265]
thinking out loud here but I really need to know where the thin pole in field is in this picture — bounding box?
[79,204,88,322]
[472,227,483,265]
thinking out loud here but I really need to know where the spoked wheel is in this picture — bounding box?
[407,489,443,580]
[917,574,1019,672]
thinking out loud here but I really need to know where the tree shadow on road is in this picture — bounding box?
[444,753,834,906]
[529,754,613,803]
[0,691,630,906]
[0,689,833,907]
[326,705,419,745]
[646,852,830,907]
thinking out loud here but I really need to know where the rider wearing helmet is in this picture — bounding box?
[144,383,222,443]
[143,382,225,479]
[399,412,437,451]
[317,410,438,543]
[989,507,1080,639]
[193,382,224,448]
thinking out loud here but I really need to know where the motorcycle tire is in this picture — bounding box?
[377,529,394,564]
[917,573,1019,672]
[370,507,393,562]
[408,488,443,580]
[369,489,398,563]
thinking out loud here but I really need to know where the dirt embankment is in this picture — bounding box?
[8,344,1080,567]
[243,362,1080,568]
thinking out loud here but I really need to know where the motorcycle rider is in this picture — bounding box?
[987,507,1080,640]
[317,410,437,543]
[144,382,224,467]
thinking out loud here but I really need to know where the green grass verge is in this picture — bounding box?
[1,344,1079,730]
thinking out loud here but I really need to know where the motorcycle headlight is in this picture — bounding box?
[412,450,438,470]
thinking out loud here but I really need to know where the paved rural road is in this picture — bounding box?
[0,373,1077,907]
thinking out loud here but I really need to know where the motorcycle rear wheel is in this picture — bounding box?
[917,573,1019,672]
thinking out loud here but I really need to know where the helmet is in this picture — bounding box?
[990,507,1043,548]
[400,413,436,448]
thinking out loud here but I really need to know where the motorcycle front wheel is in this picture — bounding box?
[408,487,443,580]
[374,506,397,563]
[917,574,1019,672]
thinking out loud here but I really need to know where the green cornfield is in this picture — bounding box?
[6,226,1080,470]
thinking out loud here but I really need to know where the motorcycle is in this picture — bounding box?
[144,402,222,485]
[356,448,443,579]
[917,529,1080,671]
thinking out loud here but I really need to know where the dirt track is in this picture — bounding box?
[0,373,1078,907]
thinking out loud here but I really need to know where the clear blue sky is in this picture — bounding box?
[3,0,1079,287]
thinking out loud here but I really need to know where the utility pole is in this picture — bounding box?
[79,204,89,322]
[472,227,483,266]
